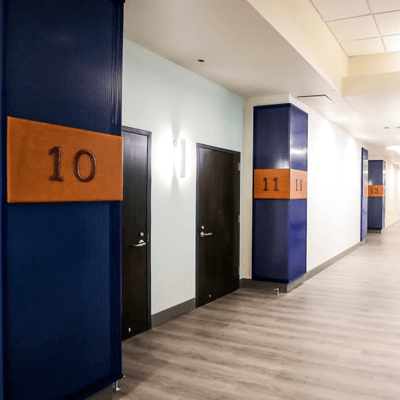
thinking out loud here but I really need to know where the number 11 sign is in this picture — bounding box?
[254,169,307,199]
[7,117,123,203]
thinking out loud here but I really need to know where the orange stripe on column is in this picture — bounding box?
[7,117,123,203]
[254,169,307,199]
[368,185,384,197]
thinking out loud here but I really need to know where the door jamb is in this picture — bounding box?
[121,125,152,330]
[195,143,241,308]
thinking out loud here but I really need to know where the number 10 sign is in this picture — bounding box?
[7,117,123,203]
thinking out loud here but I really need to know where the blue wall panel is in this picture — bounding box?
[288,199,307,282]
[368,198,384,230]
[361,148,368,241]
[368,160,385,231]
[289,105,308,171]
[253,105,290,169]
[253,104,307,284]
[253,200,289,282]
[368,160,384,185]
[2,1,123,399]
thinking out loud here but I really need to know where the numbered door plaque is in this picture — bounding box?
[254,169,307,199]
[7,117,123,203]
[368,185,384,197]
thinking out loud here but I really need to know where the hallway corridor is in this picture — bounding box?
[116,225,400,400]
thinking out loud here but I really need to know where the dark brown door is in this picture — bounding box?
[196,144,240,307]
[122,127,151,340]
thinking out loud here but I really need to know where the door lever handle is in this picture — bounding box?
[200,232,213,238]
[131,240,146,247]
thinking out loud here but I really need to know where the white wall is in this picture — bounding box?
[299,97,364,270]
[122,39,243,314]
[242,94,366,277]
[383,161,400,228]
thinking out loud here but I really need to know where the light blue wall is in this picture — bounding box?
[122,39,244,314]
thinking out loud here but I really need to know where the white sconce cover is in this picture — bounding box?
[173,139,186,178]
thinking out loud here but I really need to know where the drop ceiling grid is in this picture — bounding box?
[309,0,400,56]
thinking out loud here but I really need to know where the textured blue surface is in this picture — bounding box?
[368,160,385,230]
[368,197,384,230]
[3,1,123,399]
[252,104,308,284]
[253,105,290,169]
[252,200,307,284]
[288,200,307,282]
[253,200,289,281]
[361,148,368,241]
[289,105,308,171]
[368,160,384,185]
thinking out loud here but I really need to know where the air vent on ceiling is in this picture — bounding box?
[297,95,333,105]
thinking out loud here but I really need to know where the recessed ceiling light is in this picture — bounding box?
[197,59,205,63]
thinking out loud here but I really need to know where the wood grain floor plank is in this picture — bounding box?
[114,223,400,399]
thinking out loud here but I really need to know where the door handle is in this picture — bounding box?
[131,240,147,247]
[200,232,213,238]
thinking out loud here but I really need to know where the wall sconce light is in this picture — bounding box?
[173,139,186,178]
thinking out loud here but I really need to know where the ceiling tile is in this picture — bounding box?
[375,11,400,36]
[341,37,385,56]
[383,34,400,51]
[311,0,370,21]
[328,15,379,41]
[368,0,400,14]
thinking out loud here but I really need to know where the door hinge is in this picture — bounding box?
[237,162,241,171]
[238,214,240,224]
[147,234,150,242]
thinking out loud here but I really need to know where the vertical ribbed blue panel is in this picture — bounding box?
[2,1,123,399]
[288,199,307,282]
[368,160,385,230]
[361,148,368,241]
[253,104,307,284]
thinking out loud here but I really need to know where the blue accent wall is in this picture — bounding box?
[2,1,123,399]
[368,160,385,231]
[288,199,307,282]
[361,148,368,241]
[253,104,307,284]
[253,105,290,170]
[289,105,308,171]
[368,160,384,185]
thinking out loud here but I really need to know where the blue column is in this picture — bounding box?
[368,160,386,231]
[1,1,123,400]
[253,104,308,284]
[361,148,368,241]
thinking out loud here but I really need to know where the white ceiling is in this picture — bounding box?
[124,0,333,99]
[123,0,400,164]
[310,0,400,56]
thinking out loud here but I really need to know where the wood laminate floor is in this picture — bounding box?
[115,225,400,399]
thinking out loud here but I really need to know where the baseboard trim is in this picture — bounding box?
[151,298,196,328]
[241,239,367,294]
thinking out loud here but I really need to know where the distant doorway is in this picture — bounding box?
[196,144,240,307]
[121,126,151,340]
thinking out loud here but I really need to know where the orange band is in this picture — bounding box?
[368,185,384,198]
[7,117,123,203]
[254,169,307,199]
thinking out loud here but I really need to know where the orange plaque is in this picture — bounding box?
[7,117,123,203]
[289,170,307,199]
[254,169,307,199]
[368,185,384,198]
[363,183,369,198]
